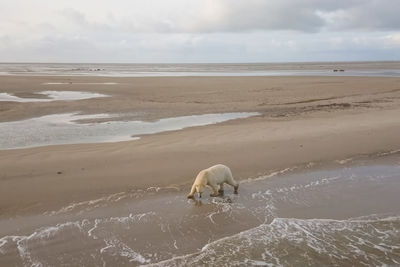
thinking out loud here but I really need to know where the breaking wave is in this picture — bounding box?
[149,215,400,266]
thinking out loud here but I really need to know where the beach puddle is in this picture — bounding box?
[0,91,108,102]
[0,112,259,149]
[42,82,118,85]
[0,153,399,266]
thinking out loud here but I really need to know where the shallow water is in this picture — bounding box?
[0,112,259,149]
[0,153,399,266]
[0,91,108,102]
[1,62,400,77]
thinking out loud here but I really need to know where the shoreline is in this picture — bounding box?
[1,151,399,266]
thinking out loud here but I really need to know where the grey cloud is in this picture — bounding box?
[321,0,400,31]
[53,1,400,34]
[187,0,400,33]
[59,7,176,34]
[61,8,88,26]
[189,0,327,33]
[1,0,400,63]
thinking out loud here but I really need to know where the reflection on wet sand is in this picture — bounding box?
[0,90,108,102]
[0,112,259,149]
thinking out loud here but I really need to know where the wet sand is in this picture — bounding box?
[1,153,399,266]
[0,74,400,265]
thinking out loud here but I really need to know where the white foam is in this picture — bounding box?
[87,212,156,239]
[336,157,354,164]
[89,212,156,264]
[45,186,182,216]
[148,216,400,266]
[45,191,128,215]
[0,236,12,254]
[100,237,149,264]
[377,149,400,156]
[0,221,89,267]
[241,167,297,183]
[0,90,108,102]
[279,176,341,192]
[1,212,156,265]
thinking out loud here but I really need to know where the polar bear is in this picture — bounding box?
[187,164,239,198]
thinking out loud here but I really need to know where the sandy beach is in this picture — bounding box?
[1,73,400,265]
[1,75,400,217]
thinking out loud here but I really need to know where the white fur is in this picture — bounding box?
[187,164,238,198]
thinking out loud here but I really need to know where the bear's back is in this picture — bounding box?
[205,164,231,182]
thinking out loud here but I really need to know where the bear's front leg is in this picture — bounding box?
[218,183,224,193]
[187,184,196,198]
[209,184,220,197]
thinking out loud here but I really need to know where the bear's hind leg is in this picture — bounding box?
[226,178,239,194]
[234,184,239,194]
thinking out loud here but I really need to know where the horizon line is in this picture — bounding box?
[1,60,400,65]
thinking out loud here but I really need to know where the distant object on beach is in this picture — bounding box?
[187,164,239,199]
[333,69,345,72]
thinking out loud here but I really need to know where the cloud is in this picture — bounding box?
[184,0,325,33]
[1,1,399,37]
[383,33,400,47]
[24,0,398,34]
[318,0,400,31]
[1,0,400,62]
[183,0,400,33]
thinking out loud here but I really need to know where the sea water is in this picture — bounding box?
[0,152,399,266]
[1,62,400,77]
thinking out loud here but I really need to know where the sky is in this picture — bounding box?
[0,0,400,63]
